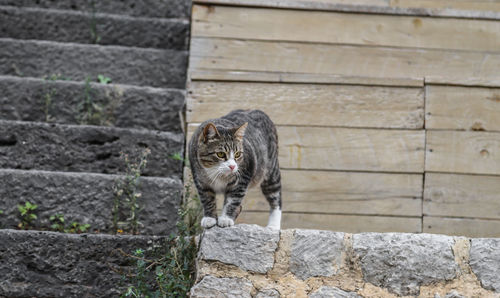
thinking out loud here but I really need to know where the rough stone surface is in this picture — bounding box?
[470,238,500,292]
[309,286,362,298]
[0,229,168,297]
[199,224,280,273]
[0,0,190,18]
[353,233,458,296]
[256,288,281,298]
[0,169,182,235]
[0,75,185,132]
[290,229,344,280]
[0,38,187,88]
[190,275,253,298]
[0,120,184,177]
[0,6,189,49]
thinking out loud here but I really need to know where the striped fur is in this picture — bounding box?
[188,110,282,229]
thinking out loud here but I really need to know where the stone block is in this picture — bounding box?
[190,275,253,298]
[199,224,280,273]
[0,169,182,235]
[353,233,458,296]
[470,238,500,292]
[290,229,344,280]
[0,229,168,297]
[0,6,189,49]
[0,39,187,88]
[0,120,184,177]
[309,286,361,298]
[0,76,185,132]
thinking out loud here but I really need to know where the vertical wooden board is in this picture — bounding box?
[278,126,425,172]
[216,170,422,216]
[237,212,422,233]
[424,173,500,219]
[189,38,500,85]
[390,0,500,13]
[424,216,500,238]
[426,85,500,132]
[426,130,500,175]
[188,81,424,129]
[192,5,500,52]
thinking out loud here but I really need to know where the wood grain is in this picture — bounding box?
[187,81,424,129]
[424,216,500,238]
[212,170,423,216]
[187,124,425,173]
[192,4,500,52]
[190,69,424,87]
[426,85,500,132]
[193,0,500,19]
[426,130,500,175]
[236,211,421,233]
[390,0,500,13]
[190,37,500,85]
[424,173,500,219]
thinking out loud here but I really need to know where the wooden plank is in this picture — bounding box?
[426,85,500,132]
[189,37,500,86]
[213,170,423,216]
[192,5,500,52]
[278,126,425,172]
[187,124,425,173]
[424,173,500,219]
[390,0,500,13]
[237,212,422,233]
[190,69,424,87]
[188,81,424,129]
[193,0,500,19]
[426,130,500,175]
[424,216,500,238]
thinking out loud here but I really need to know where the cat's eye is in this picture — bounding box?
[216,152,226,159]
[234,151,242,158]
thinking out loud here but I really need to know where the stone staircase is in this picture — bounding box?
[0,0,189,295]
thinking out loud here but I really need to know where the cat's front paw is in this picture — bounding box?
[201,216,217,228]
[217,216,234,228]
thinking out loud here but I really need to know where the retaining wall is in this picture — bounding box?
[191,224,500,297]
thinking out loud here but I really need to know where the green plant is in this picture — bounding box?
[113,148,151,235]
[76,76,117,126]
[89,0,101,44]
[97,74,112,84]
[121,169,202,297]
[68,222,91,234]
[18,202,38,229]
[44,88,56,122]
[49,214,65,232]
[43,73,70,81]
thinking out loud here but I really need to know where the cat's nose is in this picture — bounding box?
[229,165,235,171]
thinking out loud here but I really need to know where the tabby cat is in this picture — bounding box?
[188,109,282,229]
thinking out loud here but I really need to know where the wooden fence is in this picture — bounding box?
[185,0,500,237]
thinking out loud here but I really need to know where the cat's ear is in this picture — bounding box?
[202,123,220,143]
[234,122,248,141]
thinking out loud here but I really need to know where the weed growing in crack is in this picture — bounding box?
[17,202,38,230]
[112,148,151,235]
[76,76,118,126]
[89,0,101,44]
[98,74,112,84]
[121,155,203,297]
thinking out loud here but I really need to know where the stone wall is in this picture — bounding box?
[191,224,500,297]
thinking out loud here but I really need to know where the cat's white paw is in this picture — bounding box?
[217,216,234,228]
[266,209,281,230]
[201,217,217,229]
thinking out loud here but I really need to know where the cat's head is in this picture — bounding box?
[197,122,248,177]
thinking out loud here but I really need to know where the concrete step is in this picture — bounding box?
[0,120,184,177]
[0,169,182,235]
[0,0,190,19]
[0,38,187,88]
[0,75,185,132]
[0,6,189,50]
[0,229,169,297]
